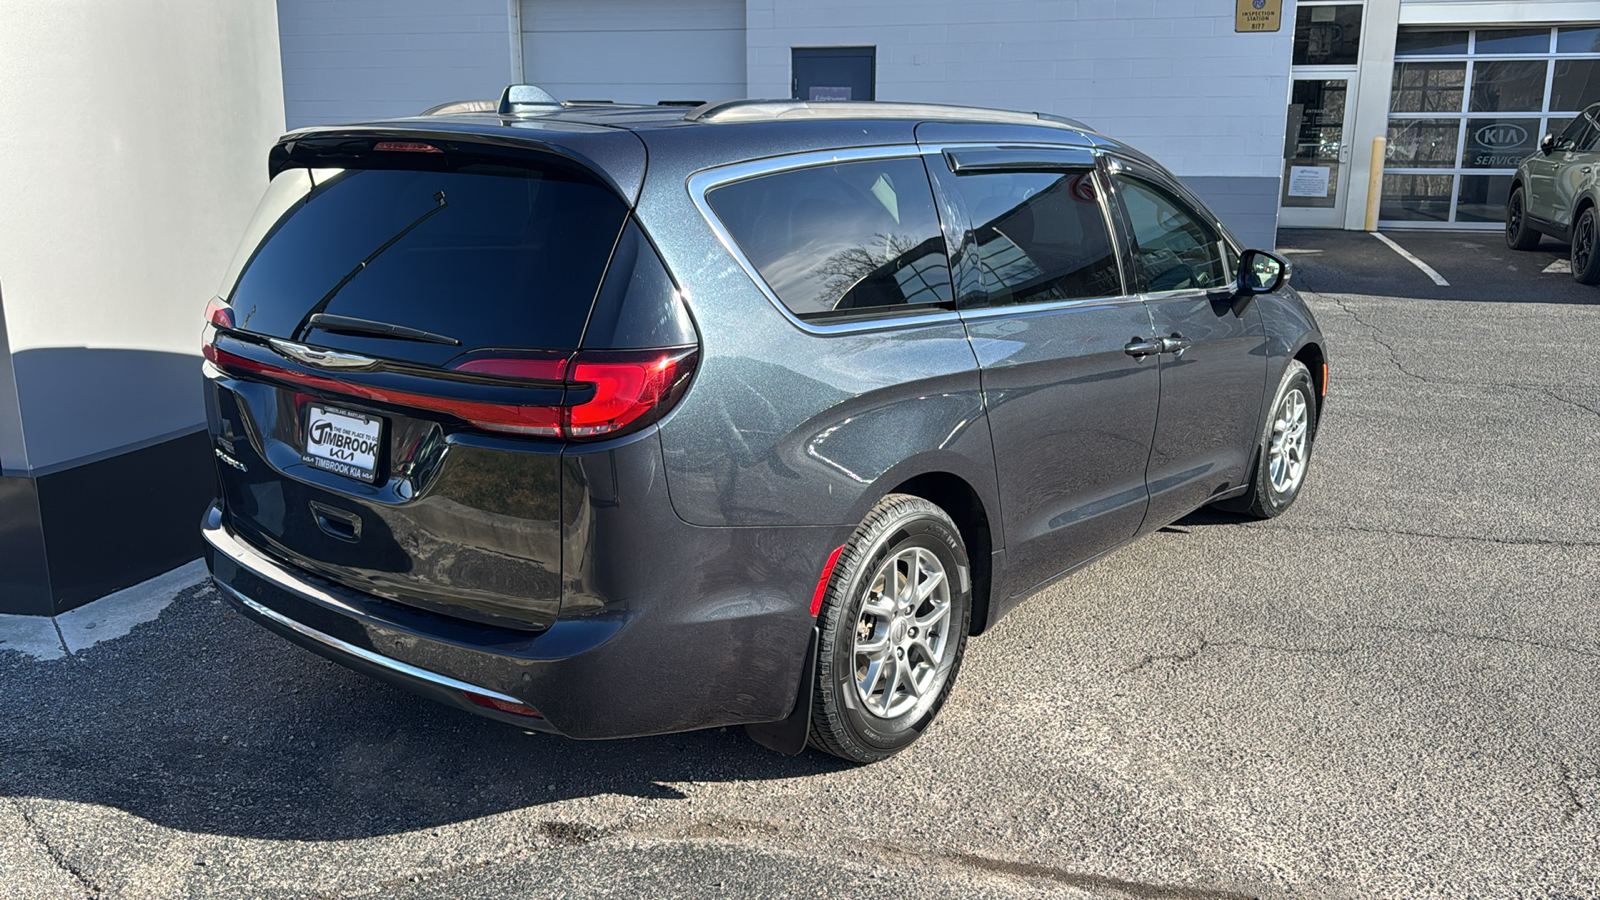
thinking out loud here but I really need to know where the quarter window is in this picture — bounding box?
[706,157,953,320]
[1114,177,1230,293]
[945,170,1121,306]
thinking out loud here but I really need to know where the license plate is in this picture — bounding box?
[302,404,382,483]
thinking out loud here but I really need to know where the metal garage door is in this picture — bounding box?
[520,0,746,105]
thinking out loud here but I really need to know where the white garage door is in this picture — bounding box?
[520,0,746,105]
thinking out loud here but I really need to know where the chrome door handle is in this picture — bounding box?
[1161,334,1193,355]
[1124,338,1162,358]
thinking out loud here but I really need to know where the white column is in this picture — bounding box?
[1343,0,1403,230]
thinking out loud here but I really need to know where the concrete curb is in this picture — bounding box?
[0,558,208,660]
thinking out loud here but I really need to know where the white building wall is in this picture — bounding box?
[278,0,513,128]
[0,0,285,473]
[748,0,1296,247]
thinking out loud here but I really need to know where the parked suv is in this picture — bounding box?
[1507,102,1600,284]
[202,87,1328,763]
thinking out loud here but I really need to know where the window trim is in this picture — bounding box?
[687,145,963,336]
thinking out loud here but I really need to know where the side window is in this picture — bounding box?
[1581,107,1600,152]
[1554,114,1592,152]
[1114,177,1230,293]
[706,157,953,320]
[945,169,1122,306]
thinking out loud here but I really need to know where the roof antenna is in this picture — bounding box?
[497,84,561,116]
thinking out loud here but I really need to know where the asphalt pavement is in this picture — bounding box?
[2,231,1598,899]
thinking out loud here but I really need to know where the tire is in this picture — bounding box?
[1506,187,1541,251]
[809,494,972,764]
[1572,206,1600,285]
[1220,360,1318,519]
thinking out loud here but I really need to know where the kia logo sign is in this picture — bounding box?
[1474,123,1529,150]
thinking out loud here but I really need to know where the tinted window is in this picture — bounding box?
[946,170,1121,306]
[707,158,953,320]
[227,164,628,364]
[1551,60,1600,113]
[1115,178,1229,293]
[1474,28,1550,55]
[582,221,696,350]
[1395,29,1468,57]
[1470,60,1549,112]
[1292,4,1362,66]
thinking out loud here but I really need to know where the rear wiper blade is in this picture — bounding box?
[307,313,461,346]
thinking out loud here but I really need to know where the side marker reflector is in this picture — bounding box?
[810,545,845,617]
[463,691,542,718]
[1322,362,1329,397]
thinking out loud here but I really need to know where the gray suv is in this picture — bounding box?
[202,87,1328,762]
[1507,102,1600,283]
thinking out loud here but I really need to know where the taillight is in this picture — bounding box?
[462,691,542,718]
[447,347,696,440]
[202,298,234,353]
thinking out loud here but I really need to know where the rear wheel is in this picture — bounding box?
[1573,206,1600,285]
[810,494,971,764]
[1506,187,1541,250]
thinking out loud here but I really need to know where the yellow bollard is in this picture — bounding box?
[1364,136,1387,232]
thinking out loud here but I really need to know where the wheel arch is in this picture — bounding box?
[883,471,996,637]
[1291,339,1328,420]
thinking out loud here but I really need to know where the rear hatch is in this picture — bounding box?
[203,128,694,630]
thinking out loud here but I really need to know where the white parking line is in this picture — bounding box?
[1372,232,1450,286]
[1542,259,1571,274]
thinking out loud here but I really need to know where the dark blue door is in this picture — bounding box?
[792,47,875,101]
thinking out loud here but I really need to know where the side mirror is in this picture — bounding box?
[1238,248,1290,295]
[1541,133,1556,154]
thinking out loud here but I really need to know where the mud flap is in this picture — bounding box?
[744,625,819,756]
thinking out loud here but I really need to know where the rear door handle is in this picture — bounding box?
[1124,338,1162,358]
[1161,334,1193,355]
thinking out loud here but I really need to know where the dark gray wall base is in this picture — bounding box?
[1183,175,1282,252]
[0,430,214,616]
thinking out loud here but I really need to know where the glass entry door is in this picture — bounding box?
[1281,77,1356,227]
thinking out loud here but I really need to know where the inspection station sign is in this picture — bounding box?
[1236,0,1282,32]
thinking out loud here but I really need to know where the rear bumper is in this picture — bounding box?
[203,499,847,739]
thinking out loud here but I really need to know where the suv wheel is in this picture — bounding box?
[1573,206,1600,285]
[809,494,971,763]
[1506,187,1541,251]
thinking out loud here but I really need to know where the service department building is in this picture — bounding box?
[1,0,1596,616]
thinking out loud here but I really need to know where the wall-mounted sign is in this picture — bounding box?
[1236,0,1282,33]
[809,86,851,101]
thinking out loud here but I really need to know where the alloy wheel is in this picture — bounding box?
[1268,388,1309,494]
[852,546,953,720]
[1577,212,1595,273]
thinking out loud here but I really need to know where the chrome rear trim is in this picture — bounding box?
[204,521,524,706]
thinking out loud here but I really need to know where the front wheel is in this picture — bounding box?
[809,494,972,764]
[1573,206,1600,285]
[1506,187,1541,251]
[1218,360,1319,519]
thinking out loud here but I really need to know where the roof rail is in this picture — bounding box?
[420,99,497,116]
[683,100,1094,133]
[497,84,561,116]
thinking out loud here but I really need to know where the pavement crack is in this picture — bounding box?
[4,796,101,898]
[1241,520,1600,550]
[1557,761,1586,823]
[1360,623,1600,661]
[940,850,1261,900]
[1317,293,1433,384]
[1124,635,1354,674]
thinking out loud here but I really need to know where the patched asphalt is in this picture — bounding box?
[2,232,1598,899]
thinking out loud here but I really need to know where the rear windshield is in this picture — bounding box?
[223,163,628,364]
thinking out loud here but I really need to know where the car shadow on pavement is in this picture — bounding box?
[0,582,850,841]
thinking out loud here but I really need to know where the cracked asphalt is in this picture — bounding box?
[3,231,1599,898]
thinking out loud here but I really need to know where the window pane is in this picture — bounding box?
[1474,28,1551,55]
[1386,119,1461,167]
[1292,4,1362,66]
[1115,178,1228,293]
[706,158,953,319]
[229,165,628,363]
[946,171,1120,306]
[1381,173,1454,222]
[1470,60,1549,112]
[1396,29,1468,57]
[1551,59,1600,112]
[1456,175,1514,223]
[1390,62,1466,113]
[1557,26,1600,55]
[1462,118,1541,168]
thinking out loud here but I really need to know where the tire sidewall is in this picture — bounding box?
[1573,208,1600,284]
[1254,361,1318,516]
[818,501,971,757]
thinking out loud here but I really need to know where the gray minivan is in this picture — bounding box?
[202,88,1328,763]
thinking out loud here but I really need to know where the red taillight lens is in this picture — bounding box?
[462,691,542,718]
[566,350,694,438]
[204,298,235,328]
